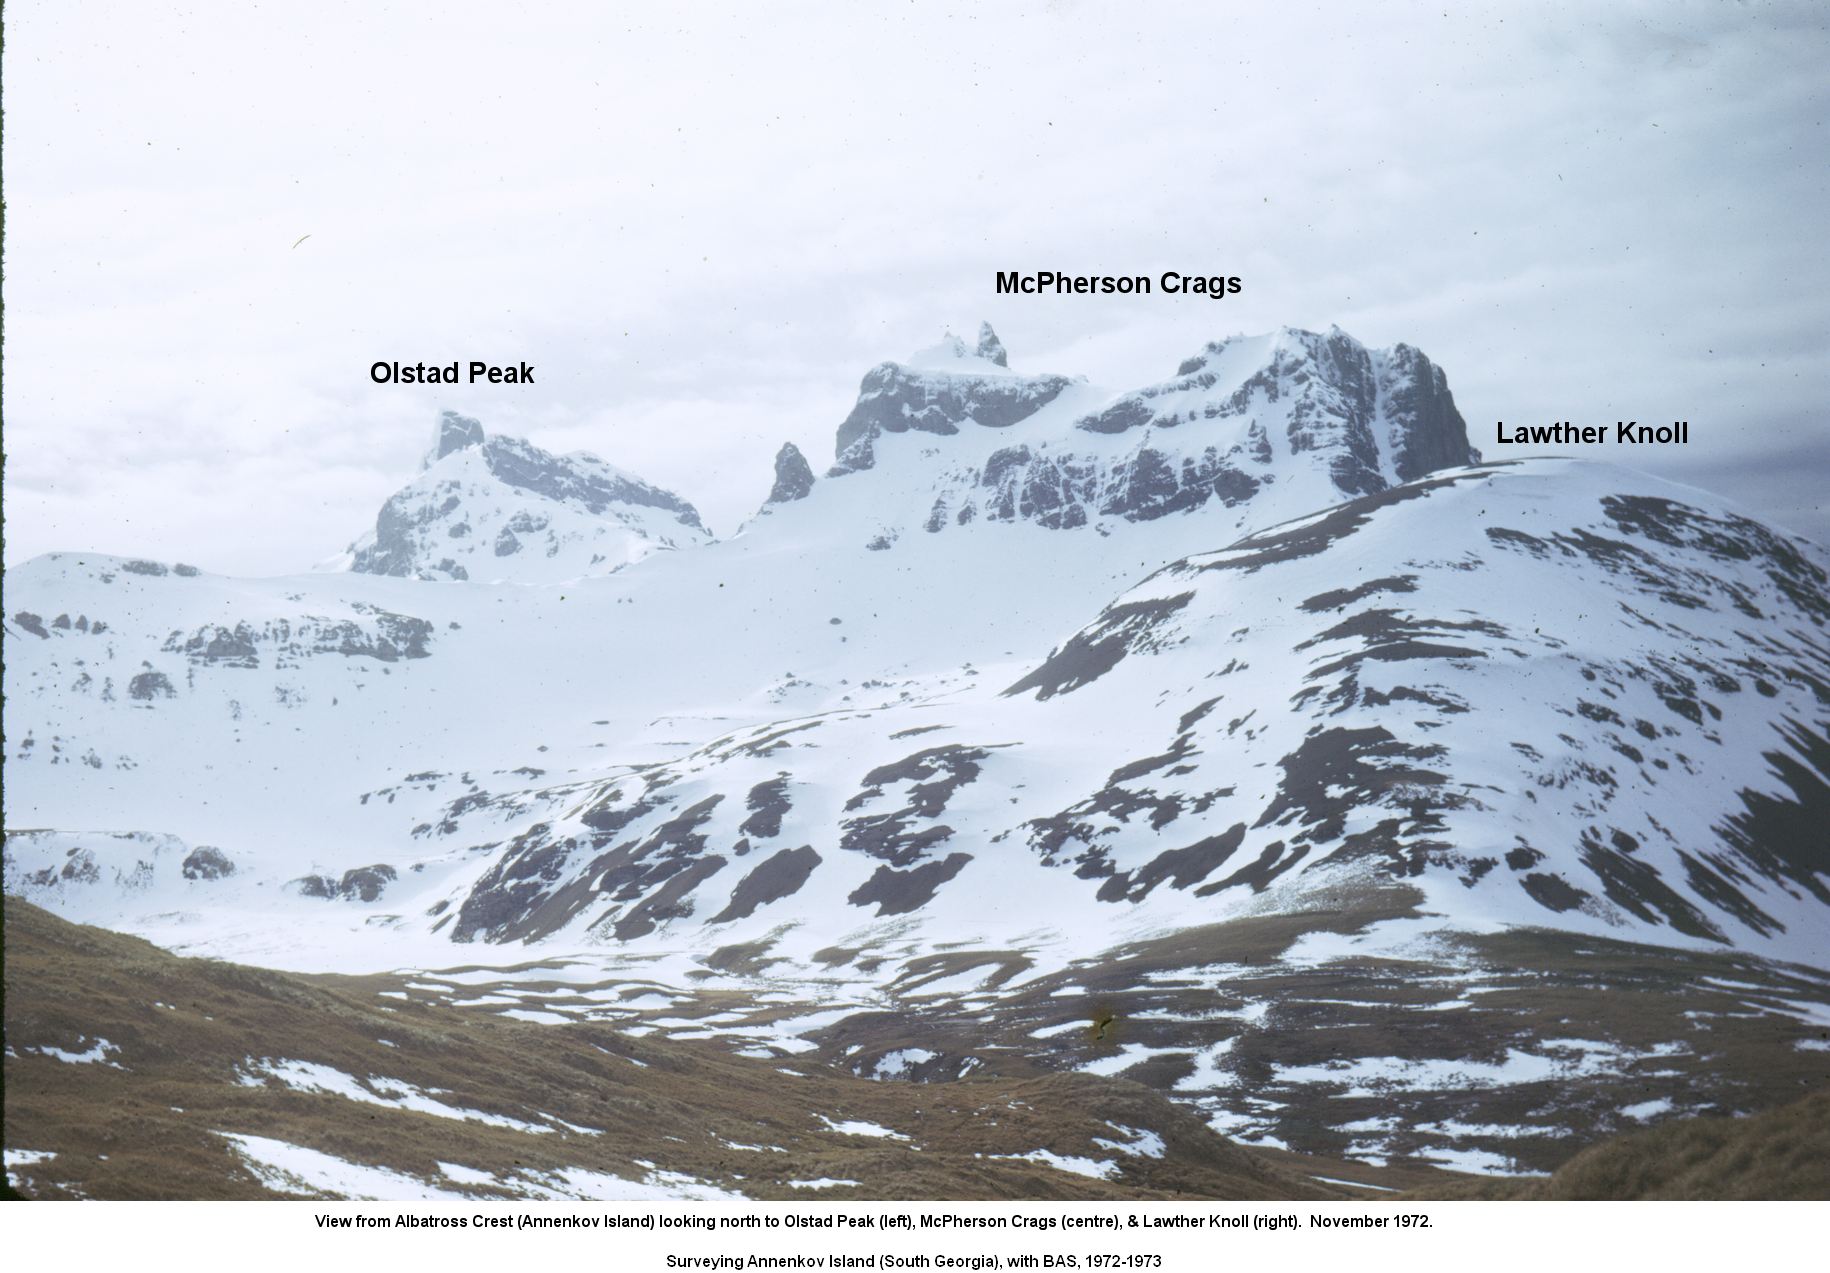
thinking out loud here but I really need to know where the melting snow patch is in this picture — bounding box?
[498,1008,571,1025]
[236,1058,552,1133]
[1077,1043,1185,1076]
[1094,1126,1166,1158]
[413,965,585,986]
[901,968,995,998]
[1418,1145,1548,1177]
[872,1048,937,1078]
[539,1166,741,1200]
[1768,999,1830,1028]
[438,1161,499,1186]
[31,1037,124,1068]
[1271,1041,1675,1095]
[789,1178,860,1190]
[1311,1175,1398,1193]
[1174,1037,1239,1091]
[1621,1098,1674,1121]
[424,1163,745,1201]
[5,1147,57,1190]
[994,1150,1118,1181]
[223,1133,468,1200]
[1203,1105,1275,1140]
[1417,1118,1553,1139]
[819,1115,909,1140]
[542,1115,605,1136]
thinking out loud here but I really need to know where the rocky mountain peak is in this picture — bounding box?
[423,410,486,469]
[347,412,709,582]
[976,321,1008,367]
[1072,325,1476,497]
[906,321,1015,372]
[765,442,815,505]
[829,327,1076,476]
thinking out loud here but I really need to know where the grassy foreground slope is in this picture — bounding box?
[8,897,1823,1201]
[1,898,1338,1201]
[1410,1090,1830,1200]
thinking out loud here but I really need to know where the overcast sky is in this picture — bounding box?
[4,1,1826,573]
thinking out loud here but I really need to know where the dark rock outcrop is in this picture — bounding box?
[290,864,398,902]
[425,410,486,467]
[181,846,236,880]
[766,443,815,505]
[829,336,1074,475]
[976,321,1008,367]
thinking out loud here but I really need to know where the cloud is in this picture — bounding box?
[3,2,1825,570]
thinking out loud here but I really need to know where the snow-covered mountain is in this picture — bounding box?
[335,410,710,582]
[806,322,1478,540]
[382,460,1825,970]
[5,325,1824,977]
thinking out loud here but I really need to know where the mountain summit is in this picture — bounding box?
[829,325,1078,476]
[343,412,709,582]
[808,324,1479,545]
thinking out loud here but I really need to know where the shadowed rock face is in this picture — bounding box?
[1381,343,1475,481]
[425,410,486,466]
[966,444,1265,530]
[829,335,1075,475]
[766,443,815,505]
[912,327,1480,535]
[831,367,1074,473]
[976,321,1008,367]
[476,436,703,526]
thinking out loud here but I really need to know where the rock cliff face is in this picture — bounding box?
[345,412,709,582]
[803,325,1479,549]
[890,326,1481,534]
[765,443,816,505]
[828,325,1077,476]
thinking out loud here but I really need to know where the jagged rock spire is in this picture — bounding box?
[423,410,486,469]
[976,321,1008,367]
[766,442,816,504]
